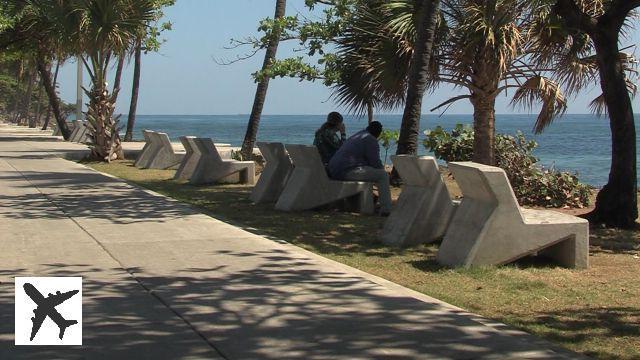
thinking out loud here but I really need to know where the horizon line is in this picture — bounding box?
[118,113,633,117]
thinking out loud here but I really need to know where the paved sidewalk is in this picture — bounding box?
[0,126,583,359]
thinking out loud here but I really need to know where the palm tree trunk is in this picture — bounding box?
[554,0,638,228]
[240,0,287,159]
[42,61,60,130]
[367,102,374,124]
[10,60,24,123]
[36,51,71,139]
[395,0,440,155]
[33,74,44,128]
[113,55,125,94]
[125,40,142,142]
[21,67,36,126]
[471,95,496,165]
[586,31,638,228]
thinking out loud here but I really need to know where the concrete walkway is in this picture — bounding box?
[0,125,584,359]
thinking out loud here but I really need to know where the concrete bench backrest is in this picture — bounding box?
[381,155,456,247]
[275,144,373,213]
[448,161,523,223]
[285,144,329,183]
[393,155,441,187]
[141,130,154,147]
[174,136,199,180]
[250,142,293,203]
[154,132,177,155]
[259,142,289,164]
[134,130,155,167]
[188,137,255,185]
[192,137,223,163]
[68,120,83,141]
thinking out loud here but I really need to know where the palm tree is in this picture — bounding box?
[77,0,155,161]
[551,0,639,228]
[330,1,414,119]
[125,37,141,142]
[421,0,571,165]
[332,0,570,165]
[125,0,174,142]
[397,0,440,156]
[240,0,287,160]
[6,0,75,139]
[42,60,61,130]
[112,54,125,96]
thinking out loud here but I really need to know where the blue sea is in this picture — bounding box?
[127,114,640,187]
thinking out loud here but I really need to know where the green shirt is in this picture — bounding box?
[314,128,346,164]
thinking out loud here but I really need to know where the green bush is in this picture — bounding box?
[424,124,591,208]
[379,129,399,166]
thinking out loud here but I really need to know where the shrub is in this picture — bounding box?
[379,129,399,166]
[424,124,591,208]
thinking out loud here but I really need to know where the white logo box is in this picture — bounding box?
[15,277,82,346]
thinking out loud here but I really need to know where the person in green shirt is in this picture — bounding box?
[313,112,346,165]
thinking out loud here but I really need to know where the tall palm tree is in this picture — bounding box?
[112,53,125,96]
[551,0,639,228]
[396,0,440,156]
[240,0,287,160]
[125,0,174,142]
[42,60,61,130]
[125,37,141,142]
[423,0,571,165]
[8,0,75,139]
[77,0,155,161]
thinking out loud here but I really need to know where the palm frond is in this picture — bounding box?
[510,75,567,133]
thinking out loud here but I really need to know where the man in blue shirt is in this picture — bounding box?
[328,121,392,215]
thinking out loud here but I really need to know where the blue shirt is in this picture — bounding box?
[328,129,383,179]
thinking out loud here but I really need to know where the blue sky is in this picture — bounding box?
[55,0,640,115]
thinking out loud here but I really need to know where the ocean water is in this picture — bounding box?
[128,114,640,187]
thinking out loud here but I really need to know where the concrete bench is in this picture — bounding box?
[52,121,73,137]
[174,136,200,180]
[188,137,255,185]
[175,136,234,180]
[381,155,457,247]
[68,120,84,142]
[250,142,293,203]
[275,144,374,214]
[145,132,186,170]
[51,123,61,136]
[134,130,156,168]
[436,162,589,269]
[75,121,90,143]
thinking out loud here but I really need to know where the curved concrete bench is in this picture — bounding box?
[134,130,156,168]
[437,162,589,269]
[188,138,255,185]
[250,142,293,203]
[275,144,374,214]
[145,132,185,170]
[381,155,457,247]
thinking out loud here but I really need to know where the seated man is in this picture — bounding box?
[328,121,392,216]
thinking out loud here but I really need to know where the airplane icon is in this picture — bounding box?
[23,283,79,341]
